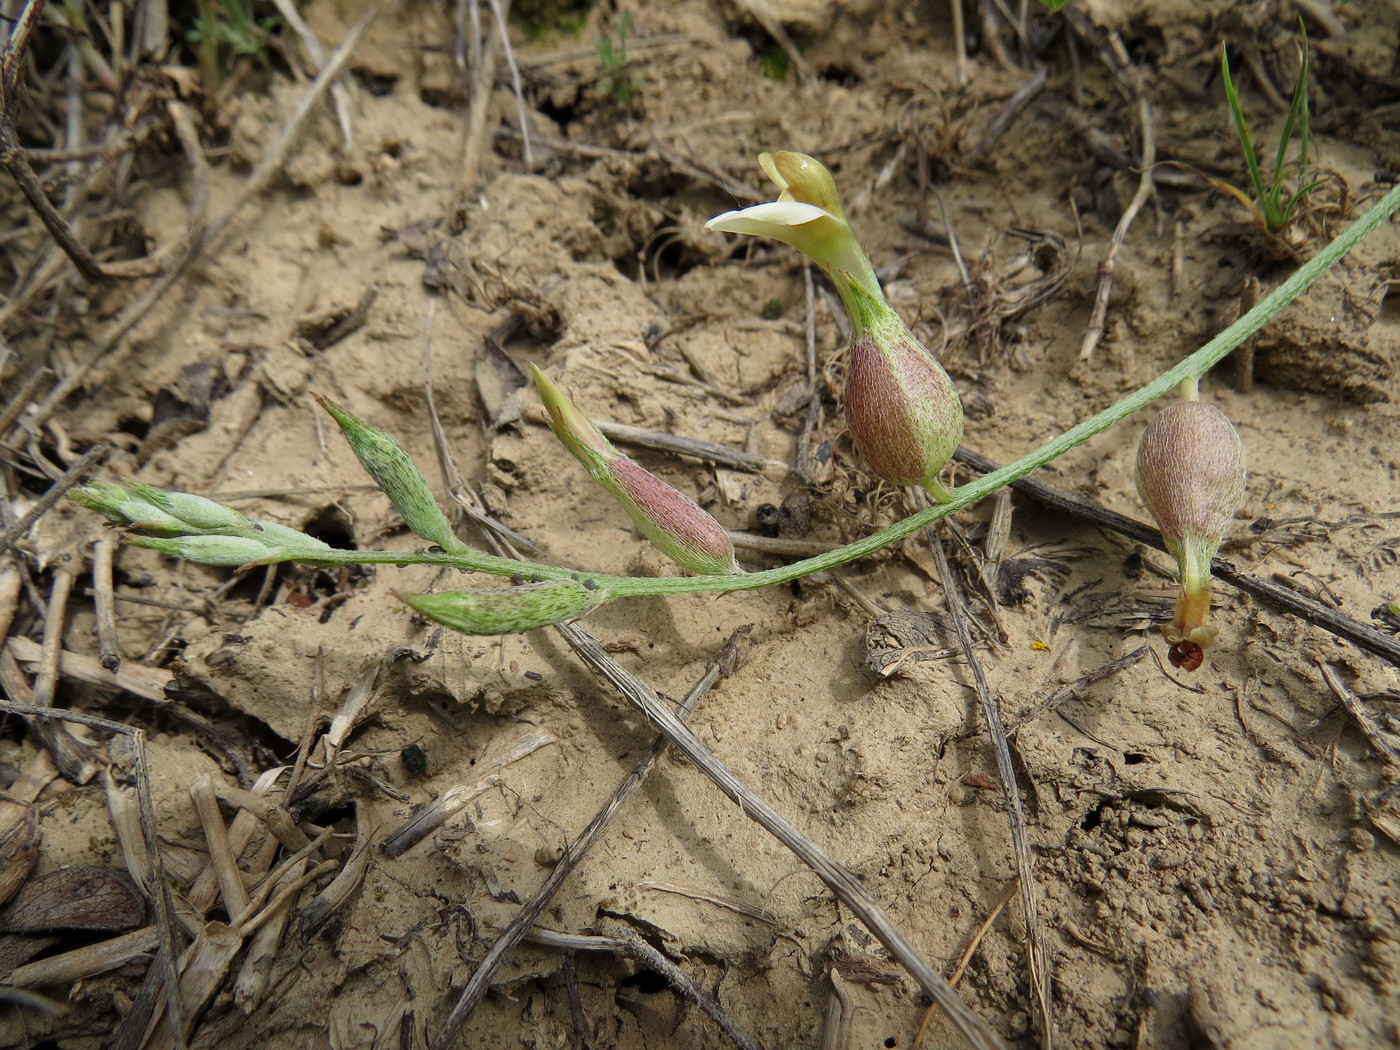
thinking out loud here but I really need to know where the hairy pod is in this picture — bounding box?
[401,578,610,635]
[532,365,740,575]
[1135,400,1246,668]
[318,396,462,551]
[125,483,251,532]
[129,534,275,567]
[843,286,963,499]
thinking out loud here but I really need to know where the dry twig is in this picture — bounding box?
[925,526,1053,1050]
[1317,661,1400,765]
[547,621,1007,1050]
[530,925,762,1050]
[427,627,750,1050]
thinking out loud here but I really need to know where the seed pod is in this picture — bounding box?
[1135,400,1246,669]
[317,396,463,552]
[842,281,963,500]
[532,366,741,575]
[401,578,609,635]
[129,534,274,567]
[125,483,251,532]
[244,519,331,551]
[607,457,741,575]
[70,480,184,534]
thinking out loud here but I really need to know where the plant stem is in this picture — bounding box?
[274,181,1400,600]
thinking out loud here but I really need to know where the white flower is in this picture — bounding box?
[706,151,880,315]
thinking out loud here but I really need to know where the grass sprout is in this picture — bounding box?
[595,11,642,108]
[1218,26,1324,234]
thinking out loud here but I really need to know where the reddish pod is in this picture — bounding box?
[1135,399,1246,670]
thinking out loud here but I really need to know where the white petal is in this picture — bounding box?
[705,200,833,233]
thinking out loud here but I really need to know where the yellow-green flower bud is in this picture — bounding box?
[402,578,609,635]
[706,151,881,312]
[531,366,741,575]
[842,281,963,501]
[1135,400,1246,670]
[317,396,464,552]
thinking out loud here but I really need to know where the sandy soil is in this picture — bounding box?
[3,1,1400,1048]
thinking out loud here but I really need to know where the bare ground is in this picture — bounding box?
[2,1,1399,1048]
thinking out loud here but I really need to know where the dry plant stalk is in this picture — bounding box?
[925,529,1053,1049]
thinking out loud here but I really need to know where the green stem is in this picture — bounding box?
[280,182,1400,600]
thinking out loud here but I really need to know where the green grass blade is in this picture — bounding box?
[1273,33,1309,194]
[1221,44,1267,208]
[1294,23,1312,174]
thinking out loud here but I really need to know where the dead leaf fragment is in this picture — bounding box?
[864,611,955,678]
[0,867,144,933]
[0,809,40,908]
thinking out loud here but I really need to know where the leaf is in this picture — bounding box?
[864,611,955,678]
[0,867,144,933]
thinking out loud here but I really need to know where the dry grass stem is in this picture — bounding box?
[31,564,73,708]
[8,635,170,701]
[634,879,775,924]
[0,558,20,645]
[0,443,108,556]
[190,774,250,921]
[231,858,306,1013]
[420,302,543,552]
[105,767,152,900]
[427,626,749,1050]
[526,406,784,475]
[974,66,1048,160]
[208,780,312,853]
[0,645,98,785]
[269,0,354,148]
[298,817,371,937]
[485,0,533,166]
[726,531,838,558]
[1079,38,1156,361]
[549,621,1008,1050]
[0,367,48,441]
[450,15,502,222]
[184,768,285,919]
[0,749,58,832]
[381,727,555,857]
[9,924,161,989]
[795,263,825,486]
[323,655,383,758]
[1317,660,1400,765]
[92,538,121,672]
[925,528,1053,1050]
